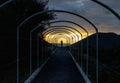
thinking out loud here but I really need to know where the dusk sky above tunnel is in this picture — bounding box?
[40,0,120,35]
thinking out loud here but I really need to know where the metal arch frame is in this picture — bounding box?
[44,29,78,43]
[47,33,72,45]
[43,25,82,41]
[48,32,75,45]
[17,10,98,31]
[43,26,83,62]
[0,0,12,8]
[30,22,89,75]
[47,33,72,44]
[1,0,119,20]
[44,28,78,38]
[43,26,82,41]
[30,29,74,70]
[30,25,75,61]
[42,30,75,46]
[54,36,70,46]
[45,31,77,44]
[42,28,80,43]
[30,21,86,81]
[47,33,72,48]
[42,25,83,63]
[46,29,83,62]
[17,9,99,83]
[52,35,71,45]
[44,26,81,44]
[30,26,44,75]
[48,20,89,36]
[43,20,89,75]
[0,1,119,82]
[30,25,78,75]
[48,32,74,46]
[43,28,78,40]
[91,0,120,20]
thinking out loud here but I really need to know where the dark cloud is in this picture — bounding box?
[47,0,120,34]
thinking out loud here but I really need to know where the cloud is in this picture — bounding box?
[47,0,120,34]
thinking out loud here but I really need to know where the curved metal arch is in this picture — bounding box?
[44,21,90,75]
[48,20,89,36]
[0,0,115,82]
[17,9,99,83]
[45,31,74,40]
[17,10,98,83]
[46,32,74,44]
[52,35,71,44]
[30,27,76,75]
[46,31,77,44]
[43,27,80,42]
[1,0,119,20]
[45,30,77,41]
[43,27,80,37]
[43,25,82,35]
[45,31,73,43]
[45,27,83,65]
[43,29,79,42]
[29,21,83,77]
[32,21,85,48]
[0,0,12,8]
[47,33,72,44]
[43,25,83,40]
[17,10,98,32]
[91,0,120,20]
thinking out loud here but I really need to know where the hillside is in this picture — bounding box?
[82,32,120,49]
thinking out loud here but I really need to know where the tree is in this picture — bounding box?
[0,0,54,82]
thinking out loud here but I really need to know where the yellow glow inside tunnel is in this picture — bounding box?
[57,38,67,44]
[43,33,78,45]
[42,27,92,46]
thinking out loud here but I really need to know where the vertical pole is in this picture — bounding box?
[37,35,40,67]
[17,29,19,83]
[96,32,99,83]
[81,37,83,69]
[71,37,73,54]
[30,33,32,75]
[86,33,89,76]
[77,35,81,62]
[77,43,79,62]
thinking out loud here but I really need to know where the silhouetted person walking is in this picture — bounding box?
[61,40,63,47]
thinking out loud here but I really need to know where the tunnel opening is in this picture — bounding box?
[42,26,83,47]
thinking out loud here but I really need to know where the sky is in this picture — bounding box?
[38,0,120,44]
[46,0,120,35]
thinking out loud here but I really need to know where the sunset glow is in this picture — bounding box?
[42,27,92,45]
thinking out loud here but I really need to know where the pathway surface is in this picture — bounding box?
[32,47,85,83]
